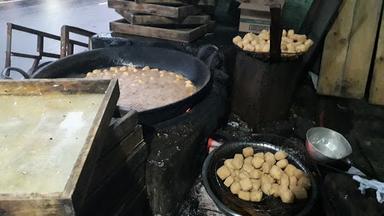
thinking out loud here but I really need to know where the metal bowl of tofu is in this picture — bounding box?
[202,135,318,216]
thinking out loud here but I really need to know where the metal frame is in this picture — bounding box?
[4,23,95,74]
[60,25,95,58]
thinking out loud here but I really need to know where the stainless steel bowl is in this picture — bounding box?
[306,127,352,163]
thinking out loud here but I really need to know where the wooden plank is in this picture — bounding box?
[299,0,342,74]
[134,0,213,6]
[107,110,138,146]
[102,110,138,158]
[318,0,383,98]
[81,142,148,215]
[342,0,383,98]
[0,79,115,95]
[135,0,186,5]
[116,10,210,26]
[0,199,74,216]
[0,79,119,215]
[89,126,144,191]
[108,0,200,18]
[369,8,384,105]
[318,0,357,96]
[63,79,120,211]
[110,19,208,42]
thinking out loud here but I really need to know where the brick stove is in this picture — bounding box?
[92,34,231,215]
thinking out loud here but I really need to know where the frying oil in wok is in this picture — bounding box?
[86,65,197,111]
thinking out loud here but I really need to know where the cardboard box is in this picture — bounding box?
[238,0,284,33]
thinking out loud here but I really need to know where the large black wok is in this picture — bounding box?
[15,45,216,125]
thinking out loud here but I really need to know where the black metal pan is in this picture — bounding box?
[202,134,318,216]
[3,45,217,125]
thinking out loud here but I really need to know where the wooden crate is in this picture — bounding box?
[108,0,200,19]
[134,0,214,6]
[102,110,139,155]
[81,108,146,215]
[369,7,384,105]
[0,79,119,215]
[89,125,144,191]
[318,0,383,99]
[110,19,209,42]
[116,10,210,26]
[81,141,148,215]
[134,0,187,5]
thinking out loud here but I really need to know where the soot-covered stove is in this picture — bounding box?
[92,33,233,215]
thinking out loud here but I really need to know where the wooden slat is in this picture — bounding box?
[134,0,213,6]
[116,10,210,26]
[108,0,199,18]
[318,0,356,96]
[318,0,383,99]
[342,0,383,98]
[135,0,215,6]
[89,126,144,191]
[110,19,208,42]
[135,0,186,5]
[369,8,384,105]
[0,199,74,216]
[81,142,147,215]
[109,110,138,144]
[101,110,138,158]
[0,79,114,95]
[63,79,120,210]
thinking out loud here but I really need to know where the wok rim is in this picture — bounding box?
[33,46,213,124]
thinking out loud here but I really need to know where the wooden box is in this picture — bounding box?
[89,124,144,191]
[108,0,200,19]
[81,141,148,215]
[82,109,147,215]
[116,10,210,26]
[0,79,119,216]
[110,19,209,42]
